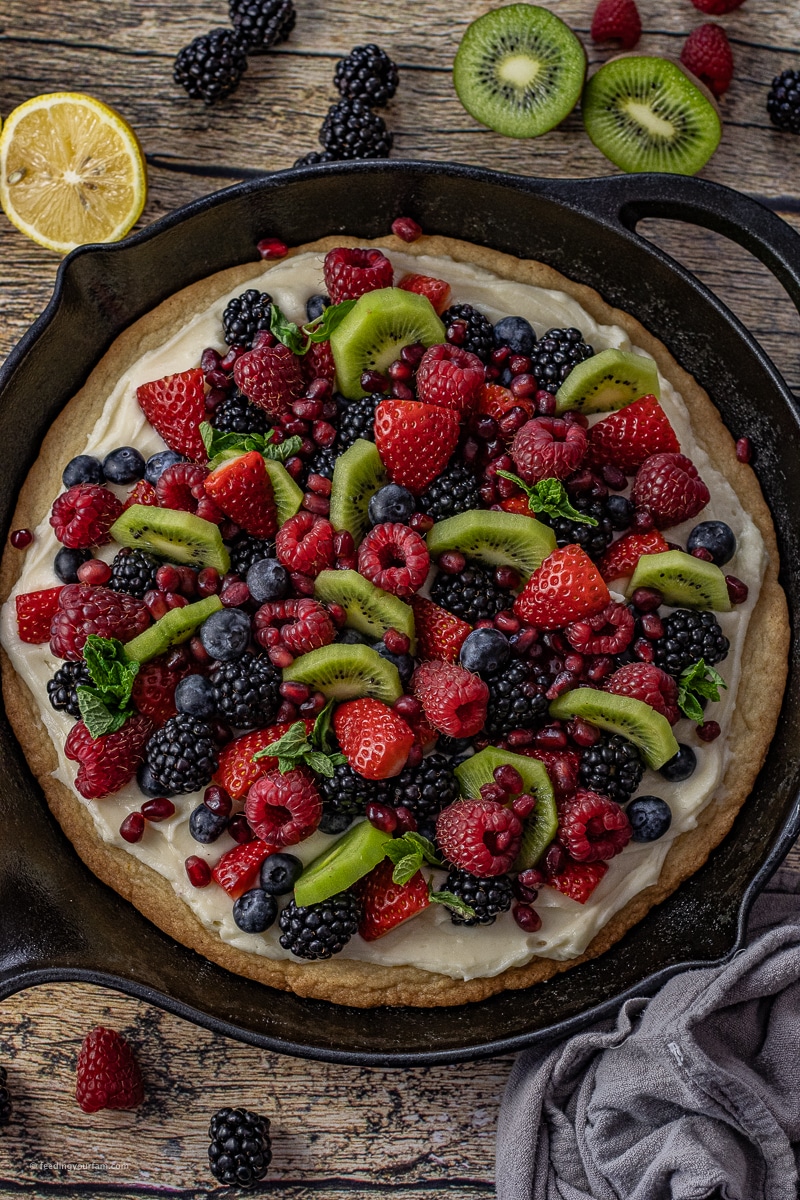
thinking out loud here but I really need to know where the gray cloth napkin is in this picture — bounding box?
[496,868,800,1200]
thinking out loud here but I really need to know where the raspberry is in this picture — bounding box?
[75,1027,144,1113]
[511,417,587,484]
[276,511,336,577]
[558,789,632,863]
[412,659,489,739]
[680,23,734,98]
[233,342,305,416]
[254,598,336,655]
[436,797,523,877]
[565,601,634,655]
[604,662,680,725]
[632,453,710,529]
[521,748,581,798]
[50,584,151,660]
[357,523,430,599]
[303,339,336,386]
[546,859,608,904]
[15,586,64,644]
[690,0,745,13]
[244,767,322,846]
[323,247,393,304]
[591,0,641,49]
[156,462,221,523]
[50,484,123,548]
[414,344,485,415]
[65,715,153,799]
[132,654,193,727]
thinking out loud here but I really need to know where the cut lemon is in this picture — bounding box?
[0,92,147,254]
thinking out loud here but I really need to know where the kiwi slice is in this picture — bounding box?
[626,550,731,612]
[124,595,223,664]
[111,505,230,574]
[315,570,416,651]
[453,5,586,139]
[454,746,557,870]
[283,643,402,705]
[294,819,389,908]
[263,459,303,526]
[426,510,556,580]
[582,56,722,176]
[555,348,660,415]
[549,688,679,770]
[330,288,445,400]
[329,439,389,545]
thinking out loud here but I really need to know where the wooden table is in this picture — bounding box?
[1,1,799,1194]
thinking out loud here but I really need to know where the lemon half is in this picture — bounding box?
[0,92,147,254]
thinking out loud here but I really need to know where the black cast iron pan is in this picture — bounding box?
[1,163,799,1065]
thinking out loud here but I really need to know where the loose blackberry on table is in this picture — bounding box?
[334,44,399,107]
[208,1106,272,1187]
[443,868,514,926]
[579,733,644,805]
[430,559,510,624]
[419,462,482,522]
[335,393,381,450]
[47,660,91,720]
[650,609,730,677]
[210,653,281,728]
[278,891,361,959]
[0,1066,10,1127]
[228,0,296,53]
[483,659,549,740]
[144,715,219,796]
[440,302,494,363]
[767,68,800,135]
[211,391,271,435]
[386,753,460,821]
[529,328,594,393]
[107,547,160,599]
[319,98,393,160]
[173,28,248,105]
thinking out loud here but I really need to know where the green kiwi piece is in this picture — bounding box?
[124,595,223,664]
[454,746,557,869]
[330,288,445,400]
[314,570,416,652]
[555,348,660,415]
[549,688,679,770]
[329,439,389,545]
[110,505,230,574]
[294,819,390,908]
[626,549,731,612]
[582,56,722,176]
[453,4,586,139]
[282,643,402,705]
[263,459,303,526]
[426,509,556,580]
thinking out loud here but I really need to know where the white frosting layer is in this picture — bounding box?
[0,250,766,980]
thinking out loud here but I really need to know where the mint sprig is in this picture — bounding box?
[76,635,140,739]
[383,832,442,885]
[429,889,476,920]
[269,299,356,356]
[253,703,347,777]
[199,422,302,472]
[677,659,728,724]
[495,472,598,526]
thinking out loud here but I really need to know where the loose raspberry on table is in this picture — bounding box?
[414,344,485,415]
[680,23,734,98]
[565,601,634,656]
[233,342,305,417]
[690,0,745,13]
[558,789,632,863]
[76,1026,144,1113]
[436,797,523,877]
[276,511,336,577]
[50,485,123,549]
[412,659,489,739]
[245,767,322,846]
[65,715,153,800]
[604,662,680,725]
[323,246,393,304]
[632,452,710,529]
[591,0,641,49]
[357,523,430,599]
[50,584,151,660]
[254,598,336,655]
[15,586,63,644]
[511,417,587,484]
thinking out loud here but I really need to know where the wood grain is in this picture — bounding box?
[1,0,799,1193]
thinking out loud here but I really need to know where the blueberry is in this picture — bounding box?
[337,627,371,646]
[459,627,510,675]
[62,455,103,488]
[317,810,352,834]
[144,450,187,486]
[606,495,633,530]
[102,446,146,485]
[175,674,217,718]
[659,744,697,782]
[368,484,416,526]
[54,546,92,583]
[499,366,514,388]
[627,795,672,841]
[232,887,278,933]
[493,316,535,356]
[200,608,252,661]
[260,852,303,894]
[246,558,290,603]
[372,641,414,687]
[137,761,164,797]
[189,803,229,843]
[687,520,736,567]
[306,293,330,322]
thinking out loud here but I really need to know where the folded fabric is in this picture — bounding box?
[496,868,800,1200]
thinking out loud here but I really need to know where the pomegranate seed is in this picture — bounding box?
[507,355,530,376]
[302,492,331,516]
[632,507,655,533]
[206,368,233,391]
[299,692,327,717]
[409,512,434,534]
[393,695,422,720]
[336,555,358,571]
[221,581,250,608]
[405,743,424,769]
[494,611,520,634]
[564,653,584,674]
[726,575,748,604]
[498,407,529,438]
[535,725,568,750]
[184,856,211,887]
[475,618,494,630]
[391,215,422,242]
[119,812,145,843]
[735,437,753,464]
[447,320,467,346]
[197,567,221,597]
[492,345,511,364]
[510,374,537,400]
[290,571,316,596]
[332,530,355,558]
[384,628,410,655]
[544,843,566,876]
[269,645,294,669]
[698,720,721,743]
[535,391,556,416]
[203,785,232,817]
[394,805,418,833]
[511,792,537,819]
[639,612,664,640]
[461,438,480,467]
[361,370,388,394]
[220,346,245,370]
[400,342,425,367]
[165,646,190,672]
[312,420,337,447]
[201,347,222,373]
[257,237,288,260]
[601,464,627,490]
[474,415,498,442]
[156,564,181,593]
[307,379,333,403]
[77,559,112,586]
[293,397,323,420]
[284,456,305,480]
[634,638,655,663]
[141,797,175,822]
[546,671,579,700]
[282,417,308,437]
[210,719,233,748]
[228,814,255,843]
[512,879,539,903]
[585,655,613,681]
[367,803,397,834]
[190,636,212,665]
[388,359,413,382]
[276,700,299,723]
[327,603,347,628]
[631,587,663,612]
[164,591,187,610]
[495,474,519,501]
[439,551,466,575]
[391,381,415,401]
[509,627,537,655]
[280,680,310,704]
[493,764,524,795]
[480,782,508,804]
[307,473,333,497]
[483,438,505,463]
[9,528,32,549]
[514,904,542,933]
[177,566,198,596]
[519,867,545,889]
[507,728,535,747]
[567,718,601,747]
[691,546,714,562]
[145,591,169,621]
[204,388,227,412]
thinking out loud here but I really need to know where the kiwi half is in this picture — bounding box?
[453,4,586,139]
[549,688,679,770]
[555,348,660,415]
[330,289,445,400]
[329,439,388,545]
[454,746,557,869]
[263,459,303,526]
[282,643,402,705]
[426,509,556,580]
[626,549,731,611]
[294,819,389,908]
[315,570,416,651]
[582,56,722,176]
[124,595,223,663]
[111,505,230,574]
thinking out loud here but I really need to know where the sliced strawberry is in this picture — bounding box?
[215,721,315,799]
[15,586,63,644]
[355,860,430,941]
[596,529,670,583]
[478,384,534,425]
[204,451,277,540]
[412,660,489,738]
[333,698,414,780]
[546,859,608,904]
[398,273,452,315]
[412,596,471,663]
[136,368,207,462]
[514,545,611,631]
[588,395,680,474]
[374,400,460,495]
[131,654,194,727]
[212,839,273,898]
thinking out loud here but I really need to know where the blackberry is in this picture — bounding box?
[541,495,631,560]
[579,733,644,805]
[145,715,219,796]
[222,290,273,349]
[208,1106,271,1187]
[210,653,281,728]
[336,393,381,450]
[650,609,730,677]
[306,445,337,482]
[419,463,481,522]
[334,44,399,107]
[440,303,494,363]
[443,868,513,926]
[319,98,393,160]
[173,28,248,105]
[317,763,389,824]
[483,660,549,739]
[227,532,275,575]
[212,391,271,435]
[529,328,594,394]
[386,753,459,821]
[430,560,509,624]
[0,1066,10,1127]
[107,547,160,599]
[279,891,361,959]
[294,149,337,167]
[767,69,800,134]
[229,0,295,53]
[47,660,91,720]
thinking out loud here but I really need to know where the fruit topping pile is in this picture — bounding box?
[13,244,748,962]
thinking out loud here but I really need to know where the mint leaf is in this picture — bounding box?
[83,635,139,697]
[390,854,423,886]
[311,699,336,752]
[383,832,442,883]
[305,750,337,778]
[270,299,357,356]
[495,472,598,526]
[677,658,728,724]
[201,420,302,471]
[304,299,356,342]
[269,305,306,355]
[430,890,476,920]
[256,721,309,762]
[254,717,347,776]
[77,687,128,739]
[262,434,302,463]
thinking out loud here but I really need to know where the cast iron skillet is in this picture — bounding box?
[1,163,799,1066]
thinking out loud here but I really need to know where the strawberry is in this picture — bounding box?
[50,584,151,660]
[276,511,336,576]
[546,859,608,904]
[323,247,394,304]
[234,343,304,417]
[245,767,322,846]
[680,23,734,98]
[412,596,471,663]
[415,344,485,415]
[691,0,745,14]
[357,523,430,598]
[588,395,680,474]
[436,797,522,877]
[136,368,207,461]
[355,860,430,941]
[398,273,452,315]
[50,484,123,548]
[412,659,489,738]
[374,400,460,495]
[131,654,194,727]
[596,529,670,582]
[500,494,534,517]
[333,698,414,780]
[632,452,710,529]
[215,721,314,799]
[75,1027,144,1113]
[511,417,587,484]
[123,479,158,510]
[478,384,534,426]
[15,586,63,644]
[212,838,272,898]
[591,0,641,49]
[204,451,277,539]
[64,715,153,799]
[303,339,336,386]
[604,662,680,725]
[514,545,611,631]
